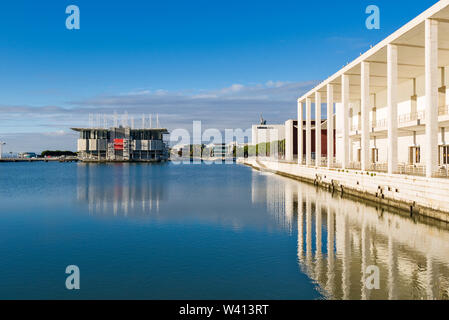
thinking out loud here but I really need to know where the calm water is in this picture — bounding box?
[0,162,448,299]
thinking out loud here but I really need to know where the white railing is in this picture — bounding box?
[397,163,426,176]
[348,162,361,170]
[368,162,388,172]
[398,111,426,124]
[333,162,342,169]
[437,165,449,178]
[350,106,449,132]
[319,157,328,167]
[439,105,449,116]
[370,119,387,129]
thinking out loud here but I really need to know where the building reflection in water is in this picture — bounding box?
[251,171,295,233]
[77,163,165,217]
[251,171,449,300]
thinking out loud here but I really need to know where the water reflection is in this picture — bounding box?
[252,171,449,300]
[77,163,165,217]
[76,163,449,299]
[75,164,287,231]
[251,172,294,232]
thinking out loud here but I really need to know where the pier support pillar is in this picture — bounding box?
[327,84,334,168]
[387,44,398,174]
[297,100,304,165]
[342,75,350,169]
[315,92,322,167]
[425,19,439,178]
[306,98,312,166]
[361,62,371,171]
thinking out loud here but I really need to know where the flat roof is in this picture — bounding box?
[298,0,449,103]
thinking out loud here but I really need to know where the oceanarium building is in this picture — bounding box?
[295,0,449,178]
[72,126,169,162]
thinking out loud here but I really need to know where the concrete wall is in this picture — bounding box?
[285,120,294,161]
[77,139,87,151]
[241,158,449,222]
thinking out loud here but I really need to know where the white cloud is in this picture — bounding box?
[266,80,286,88]
[220,84,245,94]
[0,80,317,152]
[42,130,68,136]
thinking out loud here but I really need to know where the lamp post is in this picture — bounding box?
[0,142,5,159]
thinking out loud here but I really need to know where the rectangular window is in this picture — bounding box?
[371,148,378,163]
[409,146,420,164]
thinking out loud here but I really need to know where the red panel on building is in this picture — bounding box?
[114,139,124,150]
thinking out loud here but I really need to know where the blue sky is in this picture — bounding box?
[0,0,440,152]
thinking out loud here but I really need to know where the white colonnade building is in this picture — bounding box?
[296,0,449,178]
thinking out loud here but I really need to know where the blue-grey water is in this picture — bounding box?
[0,162,448,299]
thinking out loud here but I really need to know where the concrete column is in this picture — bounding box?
[361,62,371,171]
[425,19,439,178]
[284,120,294,161]
[445,67,449,108]
[342,75,350,169]
[315,92,322,167]
[252,126,258,156]
[306,98,312,166]
[327,84,334,168]
[297,100,304,165]
[387,44,398,174]
[349,136,353,165]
